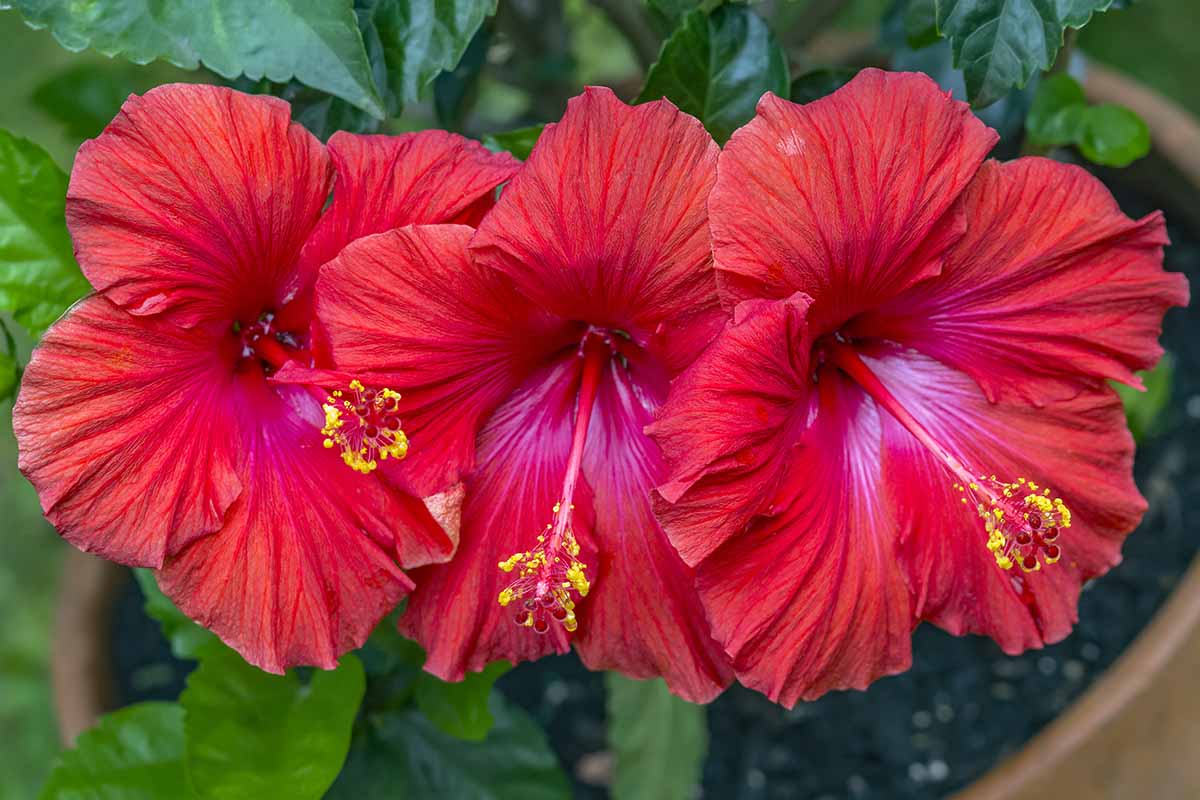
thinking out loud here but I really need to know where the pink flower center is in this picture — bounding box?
[829,342,1072,574]
[238,307,409,475]
[496,331,611,634]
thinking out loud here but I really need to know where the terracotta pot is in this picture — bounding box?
[951,62,1200,800]
[49,60,1200,797]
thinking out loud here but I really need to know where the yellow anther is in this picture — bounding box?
[955,474,1071,573]
[497,505,592,635]
[320,380,407,474]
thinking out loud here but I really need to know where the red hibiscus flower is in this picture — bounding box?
[649,69,1190,707]
[313,88,734,701]
[12,84,518,673]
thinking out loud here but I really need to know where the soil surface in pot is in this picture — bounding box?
[109,162,1200,800]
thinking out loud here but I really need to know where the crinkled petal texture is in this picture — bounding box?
[651,296,912,707]
[315,225,569,497]
[319,89,733,702]
[13,297,241,567]
[67,84,330,325]
[15,299,453,673]
[156,378,452,674]
[654,68,1186,704]
[299,131,519,274]
[710,69,996,332]
[471,85,724,373]
[858,158,1189,404]
[865,347,1143,653]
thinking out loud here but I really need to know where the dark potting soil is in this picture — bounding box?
[111,159,1200,799]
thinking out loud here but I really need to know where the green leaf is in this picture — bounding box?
[904,0,940,49]
[0,317,19,402]
[606,674,707,800]
[1026,73,1149,166]
[482,125,544,160]
[644,0,719,37]
[790,67,858,104]
[39,702,191,800]
[181,647,365,800]
[1116,355,1173,442]
[0,128,89,337]
[936,0,1118,107]
[133,568,218,661]
[1026,71,1089,145]
[414,661,511,741]
[434,25,491,131]
[11,0,385,117]
[358,0,498,115]
[1077,103,1150,166]
[637,4,789,143]
[233,77,383,141]
[0,347,17,401]
[327,696,570,800]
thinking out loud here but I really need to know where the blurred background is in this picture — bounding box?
[2,1,1199,798]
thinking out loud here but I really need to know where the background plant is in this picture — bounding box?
[0,1,1190,798]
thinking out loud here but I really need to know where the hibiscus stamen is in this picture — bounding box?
[321,379,409,474]
[829,344,1071,573]
[952,477,1070,571]
[497,334,609,634]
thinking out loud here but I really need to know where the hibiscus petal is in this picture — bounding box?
[315,224,571,496]
[649,294,813,565]
[864,346,1144,653]
[574,357,733,702]
[67,84,330,326]
[156,381,451,673]
[652,296,912,707]
[400,358,592,679]
[298,130,520,274]
[13,296,241,567]
[470,86,722,366]
[710,69,997,332]
[858,158,1189,404]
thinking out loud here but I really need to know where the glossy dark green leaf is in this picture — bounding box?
[39,702,191,800]
[414,661,511,741]
[482,125,544,160]
[903,0,940,48]
[12,0,385,117]
[133,569,218,661]
[1116,355,1173,442]
[789,67,858,104]
[434,25,490,130]
[181,647,365,800]
[358,0,497,115]
[327,695,570,800]
[936,0,1117,107]
[1026,73,1149,166]
[644,0,718,36]
[606,674,708,800]
[0,128,89,337]
[637,4,789,143]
